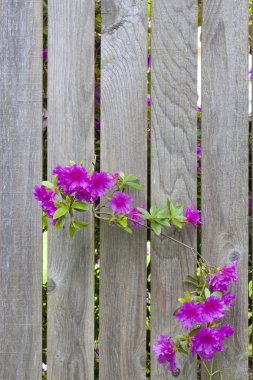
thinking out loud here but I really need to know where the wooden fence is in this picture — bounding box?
[0,1,249,379]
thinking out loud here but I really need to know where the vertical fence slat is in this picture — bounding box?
[100,1,147,379]
[151,1,198,379]
[47,1,94,379]
[0,1,42,379]
[202,1,248,379]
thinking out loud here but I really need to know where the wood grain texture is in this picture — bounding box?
[202,1,248,379]
[151,1,198,379]
[0,1,42,379]
[47,1,94,379]
[100,0,147,379]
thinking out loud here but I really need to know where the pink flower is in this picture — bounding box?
[34,185,57,219]
[222,293,236,308]
[175,301,202,330]
[208,260,238,293]
[190,326,234,361]
[153,335,177,372]
[197,143,201,159]
[184,205,201,228]
[200,296,225,324]
[147,96,151,107]
[53,164,89,195]
[43,48,48,60]
[128,207,146,227]
[108,171,120,189]
[109,192,132,215]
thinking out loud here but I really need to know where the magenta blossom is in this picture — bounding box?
[175,301,202,330]
[222,293,236,308]
[147,96,151,107]
[53,164,89,195]
[34,185,56,219]
[190,325,234,361]
[208,260,238,293]
[128,207,146,227]
[109,192,132,215]
[200,296,225,324]
[43,48,48,60]
[89,172,111,198]
[153,335,177,372]
[197,143,201,159]
[148,54,151,68]
[184,205,201,228]
[108,171,119,189]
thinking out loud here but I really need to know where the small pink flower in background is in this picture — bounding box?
[109,171,119,189]
[153,335,177,372]
[184,205,201,228]
[128,207,146,227]
[190,326,234,361]
[109,192,132,215]
[43,48,47,60]
[249,68,252,80]
[147,54,151,68]
[197,143,201,159]
[147,95,151,107]
[175,301,202,330]
[200,296,225,324]
[208,260,238,293]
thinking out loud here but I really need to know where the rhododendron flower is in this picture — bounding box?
[208,260,238,293]
[200,296,225,324]
[43,48,47,60]
[222,293,236,308]
[128,207,145,227]
[109,192,132,215]
[190,326,234,361]
[147,96,151,107]
[197,143,201,160]
[34,185,56,219]
[108,171,119,189]
[175,301,202,330]
[89,172,111,198]
[53,165,89,194]
[184,205,201,228]
[153,335,177,372]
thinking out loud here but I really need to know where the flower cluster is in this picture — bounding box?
[34,162,201,237]
[153,260,238,374]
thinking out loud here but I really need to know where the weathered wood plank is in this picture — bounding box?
[151,0,198,379]
[202,1,248,379]
[0,1,42,379]
[47,1,94,379]
[100,1,147,379]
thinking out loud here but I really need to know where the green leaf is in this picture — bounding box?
[69,223,76,237]
[66,196,73,207]
[211,291,222,298]
[178,346,188,355]
[151,221,162,235]
[158,219,170,227]
[125,175,138,182]
[184,275,199,287]
[69,160,76,165]
[41,181,54,190]
[54,201,63,208]
[126,182,142,190]
[138,208,151,219]
[72,201,89,212]
[204,288,211,299]
[150,205,157,216]
[53,175,58,186]
[171,219,184,229]
[178,298,185,303]
[189,326,201,337]
[54,217,66,230]
[185,291,192,302]
[119,218,128,228]
[53,205,69,219]
[74,220,89,228]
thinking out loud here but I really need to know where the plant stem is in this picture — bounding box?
[94,210,211,267]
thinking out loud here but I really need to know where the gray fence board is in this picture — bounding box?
[47,1,94,379]
[100,1,147,379]
[151,0,198,379]
[202,1,248,378]
[0,1,42,379]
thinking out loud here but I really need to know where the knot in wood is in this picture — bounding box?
[229,250,241,262]
[172,368,180,377]
[47,278,56,293]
